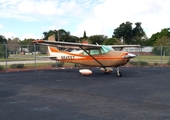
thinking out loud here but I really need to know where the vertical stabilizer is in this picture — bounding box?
[47,35,59,56]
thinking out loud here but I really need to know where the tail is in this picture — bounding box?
[47,46,59,56]
[47,35,60,56]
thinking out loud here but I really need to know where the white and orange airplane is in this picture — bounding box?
[32,39,139,77]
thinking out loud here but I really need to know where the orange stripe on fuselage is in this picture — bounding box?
[49,47,59,52]
[70,57,127,61]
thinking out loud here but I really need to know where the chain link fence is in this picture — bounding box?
[124,46,170,67]
[0,44,170,73]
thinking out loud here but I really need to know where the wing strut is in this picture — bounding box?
[79,46,106,70]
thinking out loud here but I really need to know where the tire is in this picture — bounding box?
[116,71,122,77]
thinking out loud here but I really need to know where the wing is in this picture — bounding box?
[110,45,140,51]
[32,40,101,50]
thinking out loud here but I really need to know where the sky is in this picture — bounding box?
[0,0,170,40]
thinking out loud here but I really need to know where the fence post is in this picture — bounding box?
[3,42,8,72]
[138,46,141,67]
[160,45,162,66]
[34,44,36,70]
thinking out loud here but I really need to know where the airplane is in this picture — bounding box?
[32,39,139,77]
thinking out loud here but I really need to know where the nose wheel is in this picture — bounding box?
[115,67,122,77]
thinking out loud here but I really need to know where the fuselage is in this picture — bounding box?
[49,46,132,67]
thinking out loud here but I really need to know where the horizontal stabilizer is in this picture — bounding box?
[37,56,57,58]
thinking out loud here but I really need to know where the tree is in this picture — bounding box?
[131,22,147,44]
[154,36,170,46]
[89,35,107,45]
[0,35,7,44]
[151,36,170,56]
[113,21,146,44]
[43,30,55,40]
[19,38,37,53]
[67,35,79,43]
[83,31,87,39]
[148,28,170,46]
[43,31,48,40]
[103,38,122,45]
[150,29,170,56]
[7,37,20,54]
[43,29,71,42]
[152,45,170,56]
[43,29,82,43]
[0,35,9,58]
[58,29,70,42]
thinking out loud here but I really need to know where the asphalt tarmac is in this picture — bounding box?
[0,67,170,120]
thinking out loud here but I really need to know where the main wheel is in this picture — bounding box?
[116,70,122,77]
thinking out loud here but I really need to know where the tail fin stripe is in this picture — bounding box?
[49,47,59,52]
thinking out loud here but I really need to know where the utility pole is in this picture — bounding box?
[58,29,59,41]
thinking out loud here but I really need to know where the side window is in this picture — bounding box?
[90,49,100,55]
[83,49,100,55]
[83,50,90,55]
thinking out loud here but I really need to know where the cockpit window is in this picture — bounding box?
[83,49,100,55]
[83,46,114,55]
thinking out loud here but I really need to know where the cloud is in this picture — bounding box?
[3,32,16,39]
[0,0,86,20]
[0,24,3,29]
[21,33,42,40]
[1,0,170,39]
[17,0,34,14]
[35,1,64,16]
[73,18,107,37]
[4,32,42,40]
[73,0,170,37]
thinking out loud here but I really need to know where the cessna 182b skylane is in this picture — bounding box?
[32,40,139,77]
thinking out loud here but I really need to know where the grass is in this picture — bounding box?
[132,55,170,64]
[1,54,170,67]
[0,54,47,61]
[24,63,52,67]
[0,62,75,68]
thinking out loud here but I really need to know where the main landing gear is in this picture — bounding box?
[101,67,122,77]
[115,67,122,77]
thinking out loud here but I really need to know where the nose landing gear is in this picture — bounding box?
[115,67,122,77]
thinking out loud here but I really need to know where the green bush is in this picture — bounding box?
[0,65,4,71]
[51,62,64,67]
[10,64,17,69]
[154,62,158,66]
[57,62,64,67]
[140,61,149,66]
[129,61,149,66]
[129,61,139,66]
[51,63,56,67]
[10,64,24,69]
[16,64,24,68]
[167,60,170,65]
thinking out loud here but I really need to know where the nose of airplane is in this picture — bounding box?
[128,53,136,58]
[122,53,136,58]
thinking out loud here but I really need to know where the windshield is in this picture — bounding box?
[100,46,114,54]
